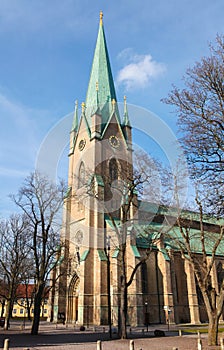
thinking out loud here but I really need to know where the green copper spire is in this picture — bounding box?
[71,100,79,132]
[85,12,120,129]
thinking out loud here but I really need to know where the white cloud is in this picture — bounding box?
[116,49,166,91]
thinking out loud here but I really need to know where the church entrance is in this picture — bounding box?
[67,273,79,323]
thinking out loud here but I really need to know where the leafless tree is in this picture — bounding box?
[162,164,224,346]
[12,171,66,335]
[80,150,161,339]
[166,203,223,345]
[163,34,224,216]
[0,214,30,329]
[162,35,224,345]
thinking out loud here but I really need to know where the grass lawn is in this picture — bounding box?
[180,324,224,334]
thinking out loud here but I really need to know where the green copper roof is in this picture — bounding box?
[80,249,89,262]
[97,249,108,261]
[159,248,170,261]
[64,186,72,198]
[85,13,120,129]
[88,174,105,188]
[131,245,141,258]
[112,248,119,258]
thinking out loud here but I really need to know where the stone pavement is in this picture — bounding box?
[0,322,222,350]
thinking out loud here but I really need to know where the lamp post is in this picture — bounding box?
[23,307,26,329]
[163,306,171,331]
[76,246,80,265]
[144,301,148,332]
[106,235,112,338]
[87,304,89,328]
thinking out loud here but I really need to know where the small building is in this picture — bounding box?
[0,284,50,319]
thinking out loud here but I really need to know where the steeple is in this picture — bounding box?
[85,12,120,130]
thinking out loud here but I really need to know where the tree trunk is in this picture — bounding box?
[27,304,32,321]
[201,288,221,346]
[1,300,5,317]
[25,291,32,321]
[119,282,127,339]
[119,243,128,339]
[208,314,219,346]
[4,283,15,330]
[31,286,44,335]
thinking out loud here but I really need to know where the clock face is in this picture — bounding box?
[78,139,86,151]
[109,135,120,148]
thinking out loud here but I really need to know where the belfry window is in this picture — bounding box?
[78,162,85,188]
[109,158,118,183]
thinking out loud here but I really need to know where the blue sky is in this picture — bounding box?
[0,0,223,216]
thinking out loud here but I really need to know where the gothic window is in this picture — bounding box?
[217,262,224,292]
[109,158,118,183]
[141,262,148,294]
[78,162,85,188]
[75,230,83,245]
[196,279,204,305]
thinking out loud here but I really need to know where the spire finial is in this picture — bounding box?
[81,102,85,114]
[100,11,103,26]
[112,98,116,112]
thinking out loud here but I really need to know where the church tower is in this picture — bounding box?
[54,12,215,330]
[57,12,136,326]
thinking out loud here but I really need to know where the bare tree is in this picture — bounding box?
[12,171,66,335]
[163,34,224,215]
[162,35,224,346]
[81,150,161,339]
[0,214,30,329]
[161,163,224,346]
[0,293,6,317]
[165,202,223,345]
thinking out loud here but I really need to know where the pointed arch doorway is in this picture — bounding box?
[67,273,80,323]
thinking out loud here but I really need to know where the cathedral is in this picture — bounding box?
[53,12,224,328]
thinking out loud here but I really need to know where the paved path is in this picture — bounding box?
[0,323,222,350]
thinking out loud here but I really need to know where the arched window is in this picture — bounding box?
[78,162,85,188]
[217,262,224,292]
[141,262,148,294]
[196,278,204,305]
[109,158,118,182]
